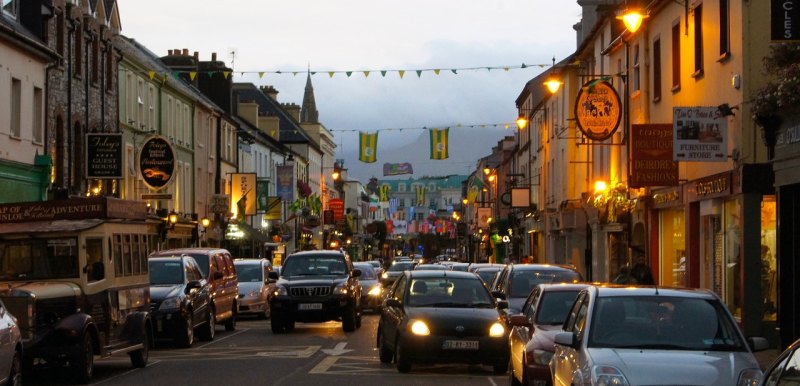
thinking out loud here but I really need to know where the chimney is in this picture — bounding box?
[174,48,181,56]
[182,48,189,56]
[194,51,199,61]
[283,103,301,122]
[212,52,217,61]
[260,85,279,101]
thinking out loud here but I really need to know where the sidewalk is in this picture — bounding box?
[755,348,781,371]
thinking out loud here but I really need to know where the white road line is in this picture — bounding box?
[196,328,249,349]
[90,360,161,385]
[488,377,499,386]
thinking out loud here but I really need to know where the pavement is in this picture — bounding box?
[755,348,781,371]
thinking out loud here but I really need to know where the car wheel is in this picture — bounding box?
[224,305,237,331]
[377,330,393,364]
[129,325,150,368]
[342,305,357,332]
[270,315,285,334]
[71,332,94,384]
[493,360,508,375]
[285,319,295,332]
[8,350,21,386]
[197,306,216,341]
[395,338,411,373]
[176,313,194,348]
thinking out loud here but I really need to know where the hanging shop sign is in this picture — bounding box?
[86,133,123,179]
[138,136,175,190]
[574,80,622,141]
[772,0,800,41]
[673,107,728,162]
[630,124,679,188]
[276,165,294,202]
[687,172,732,202]
[231,173,257,218]
[329,198,345,221]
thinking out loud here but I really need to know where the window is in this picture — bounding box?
[137,79,144,127]
[91,37,99,85]
[148,85,156,129]
[10,78,21,138]
[57,11,65,55]
[719,0,730,58]
[633,43,641,92]
[74,24,83,77]
[106,43,114,92]
[671,20,681,91]
[653,38,662,102]
[33,87,43,143]
[398,183,406,192]
[693,4,704,77]
[1,0,15,17]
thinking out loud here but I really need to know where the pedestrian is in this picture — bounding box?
[613,265,637,284]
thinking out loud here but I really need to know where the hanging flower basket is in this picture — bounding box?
[304,215,321,228]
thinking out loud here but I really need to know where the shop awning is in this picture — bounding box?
[0,219,104,236]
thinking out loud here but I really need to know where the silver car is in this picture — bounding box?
[234,259,276,319]
[551,285,769,386]
[0,299,21,385]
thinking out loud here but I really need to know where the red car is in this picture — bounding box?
[508,283,590,386]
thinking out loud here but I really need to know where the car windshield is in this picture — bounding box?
[186,254,210,277]
[509,270,581,298]
[149,261,185,285]
[388,262,414,272]
[476,269,500,285]
[535,290,581,325]
[406,277,494,308]
[235,264,263,282]
[588,296,747,351]
[354,264,376,279]
[282,254,347,276]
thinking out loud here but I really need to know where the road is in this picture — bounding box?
[27,314,507,386]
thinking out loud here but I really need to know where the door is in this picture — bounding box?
[0,301,14,380]
[553,292,588,386]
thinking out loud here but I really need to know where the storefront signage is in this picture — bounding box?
[574,80,622,141]
[209,194,230,215]
[673,107,728,162]
[231,173,257,218]
[688,173,732,202]
[0,197,146,223]
[256,179,270,212]
[138,136,175,190]
[477,207,492,228]
[777,124,800,146]
[652,188,682,209]
[276,165,294,202]
[772,0,800,41]
[630,124,679,187]
[329,198,345,221]
[86,133,123,179]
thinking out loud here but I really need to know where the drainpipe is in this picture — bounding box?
[67,13,74,190]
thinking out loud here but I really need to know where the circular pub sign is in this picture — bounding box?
[138,136,175,190]
[574,80,622,141]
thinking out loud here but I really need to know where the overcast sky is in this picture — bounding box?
[120,0,583,180]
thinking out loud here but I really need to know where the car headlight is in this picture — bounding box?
[334,283,348,295]
[737,368,762,386]
[592,365,629,386]
[488,322,505,337]
[532,349,553,365]
[368,285,382,296]
[381,272,388,279]
[247,289,261,298]
[159,297,181,311]
[273,285,288,297]
[409,320,430,336]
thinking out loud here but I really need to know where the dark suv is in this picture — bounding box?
[269,250,362,333]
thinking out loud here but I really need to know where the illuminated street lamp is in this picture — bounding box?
[617,5,648,33]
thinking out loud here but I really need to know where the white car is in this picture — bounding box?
[0,299,22,385]
[550,285,768,386]
[234,259,276,319]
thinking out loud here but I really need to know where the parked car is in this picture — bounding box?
[150,248,239,331]
[472,266,504,287]
[762,337,800,385]
[148,256,215,347]
[234,259,276,319]
[468,263,506,272]
[269,250,362,333]
[381,260,416,287]
[377,270,510,373]
[550,285,769,386]
[354,262,383,312]
[449,262,471,272]
[491,264,583,317]
[0,299,22,386]
[413,264,448,271]
[508,283,590,386]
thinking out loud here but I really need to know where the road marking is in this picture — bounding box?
[309,356,386,374]
[196,328,249,349]
[255,345,321,358]
[151,345,320,360]
[488,377,498,386]
[309,355,508,378]
[321,342,353,356]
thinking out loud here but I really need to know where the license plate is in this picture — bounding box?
[298,303,323,310]
[442,340,479,350]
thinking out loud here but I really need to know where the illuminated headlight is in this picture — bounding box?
[737,369,762,386]
[159,297,181,311]
[334,283,348,294]
[273,286,288,297]
[247,289,261,298]
[532,349,554,365]
[409,320,430,336]
[368,285,382,296]
[592,365,629,386]
[488,322,505,337]
[381,272,388,279]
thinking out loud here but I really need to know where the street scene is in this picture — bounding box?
[2,0,800,385]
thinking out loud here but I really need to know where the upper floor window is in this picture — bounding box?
[719,0,730,58]
[653,37,662,102]
[398,183,406,192]
[693,4,704,77]
[74,23,83,77]
[2,0,16,18]
[633,43,641,92]
[671,20,681,91]
[429,183,436,191]
[10,78,21,138]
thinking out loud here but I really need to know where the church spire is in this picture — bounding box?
[300,69,319,123]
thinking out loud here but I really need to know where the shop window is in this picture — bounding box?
[660,208,686,287]
[724,199,742,318]
[761,196,777,322]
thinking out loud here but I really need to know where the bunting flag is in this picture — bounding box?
[358,131,378,163]
[379,184,390,202]
[415,186,426,207]
[429,128,449,160]
[466,176,484,204]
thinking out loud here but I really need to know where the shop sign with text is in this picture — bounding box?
[138,136,175,190]
[86,133,123,179]
[231,173,257,218]
[772,0,800,41]
[574,80,622,141]
[673,107,728,162]
[630,124,679,187]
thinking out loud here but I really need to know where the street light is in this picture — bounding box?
[617,3,648,34]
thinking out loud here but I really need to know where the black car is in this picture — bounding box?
[268,250,362,333]
[381,261,415,286]
[377,270,510,373]
[149,256,215,347]
[491,264,583,317]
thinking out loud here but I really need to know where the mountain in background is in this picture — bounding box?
[336,126,514,182]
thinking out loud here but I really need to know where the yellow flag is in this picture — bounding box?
[398,70,405,79]
[189,72,197,81]
[434,69,441,75]
[363,71,370,77]
[359,131,378,163]
[429,128,449,160]
[148,71,156,80]
[223,71,231,79]
[258,72,265,78]
[329,71,335,78]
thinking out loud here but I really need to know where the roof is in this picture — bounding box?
[232,83,318,148]
[378,175,468,190]
[0,219,104,235]
[287,250,346,257]
[509,263,580,272]
[407,270,478,280]
[0,7,57,61]
[593,285,717,299]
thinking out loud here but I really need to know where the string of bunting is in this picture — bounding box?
[138,62,552,81]
[330,122,523,133]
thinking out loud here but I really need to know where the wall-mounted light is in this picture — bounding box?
[201,217,211,228]
[544,78,563,94]
[617,5,648,33]
[168,211,179,226]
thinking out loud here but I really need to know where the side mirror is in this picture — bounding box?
[492,290,506,300]
[385,298,402,308]
[186,280,203,294]
[496,299,509,310]
[351,269,362,278]
[747,337,770,352]
[212,271,224,280]
[554,332,579,349]
[508,314,531,328]
[268,271,279,280]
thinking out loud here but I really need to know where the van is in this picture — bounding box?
[150,248,239,331]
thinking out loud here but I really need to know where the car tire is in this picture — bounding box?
[342,305,357,332]
[493,361,508,375]
[224,305,237,332]
[8,350,21,386]
[285,319,295,332]
[197,307,216,341]
[176,313,194,348]
[377,330,393,364]
[129,325,150,368]
[71,332,94,384]
[395,338,411,373]
[271,314,289,334]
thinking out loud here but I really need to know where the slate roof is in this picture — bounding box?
[232,83,318,149]
[0,5,56,60]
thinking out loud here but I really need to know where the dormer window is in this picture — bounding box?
[2,0,16,18]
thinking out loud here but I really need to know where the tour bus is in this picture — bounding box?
[0,197,154,383]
